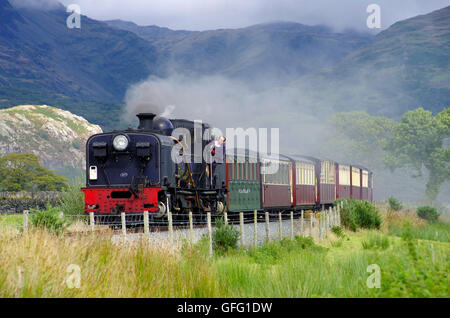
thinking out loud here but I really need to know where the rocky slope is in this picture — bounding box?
[0,105,102,170]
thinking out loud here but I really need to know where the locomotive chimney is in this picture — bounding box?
[136,113,156,130]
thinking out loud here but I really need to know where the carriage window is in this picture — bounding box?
[339,165,350,185]
[362,171,369,187]
[352,167,361,187]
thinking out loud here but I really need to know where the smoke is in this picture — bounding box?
[124,74,327,154]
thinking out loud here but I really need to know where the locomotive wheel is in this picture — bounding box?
[215,201,226,215]
[154,201,167,218]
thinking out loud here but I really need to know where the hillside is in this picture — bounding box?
[292,6,450,117]
[0,0,161,129]
[0,0,448,131]
[0,105,102,172]
[106,20,372,82]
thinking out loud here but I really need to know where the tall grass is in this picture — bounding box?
[58,177,85,216]
[0,227,448,298]
[389,222,450,243]
[0,229,221,297]
[361,233,390,250]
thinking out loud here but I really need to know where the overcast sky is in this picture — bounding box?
[56,0,450,31]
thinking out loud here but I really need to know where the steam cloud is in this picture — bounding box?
[124,74,328,154]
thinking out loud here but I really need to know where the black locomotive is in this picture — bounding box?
[82,113,227,220]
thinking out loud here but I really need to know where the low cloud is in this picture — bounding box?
[60,0,450,31]
[10,0,61,10]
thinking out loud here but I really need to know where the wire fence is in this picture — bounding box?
[1,202,344,256]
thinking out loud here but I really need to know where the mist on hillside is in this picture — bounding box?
[9,0,61,10]
[121,4,450,205]
[123,69,450,205]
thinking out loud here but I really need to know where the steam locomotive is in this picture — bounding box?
[81,113,373,220]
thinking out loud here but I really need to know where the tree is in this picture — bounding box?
[0,153,69,192]
[384,108,450,201]
[320,111,396,168]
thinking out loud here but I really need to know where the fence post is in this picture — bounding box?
[143,211,150,241]
[23,210,29,232]
[239,212,244,248]
[319,210,323,240]
[224,211,228,225]
[253,210,258,247]
[189,211,194,244]
[278,212,283,241]
[329,207,333,229]
[337,206,341,226]
[300,210,304,237]
[331,207,334,227]
[309,212,313,238]
[290,211,294,239]
[168,211,174,246]
[207,212,213,258]
[265,211,270,242]
[121,212,126,239]
[89,211,95,232]
[334,207,338,227]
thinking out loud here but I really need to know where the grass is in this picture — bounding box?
[388,222,450,243]
[0,201,448,298]
[0,214,23,228]
[361,233,390,250]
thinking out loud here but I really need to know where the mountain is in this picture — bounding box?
[105,20,372,82]
[0,0,448,131]
[0,105,102,173]
[292,6,450,117]
[0,0,161,130]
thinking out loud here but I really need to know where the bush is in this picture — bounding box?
[30,204,69,235]
[212,218,240,254]
[59,177,85,215]
[334,199,381,231]
[417,206,440,222]
[331,226,345,238]
[388,196,403,211]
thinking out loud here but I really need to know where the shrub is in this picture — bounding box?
[30,204,69,235]
[331,226,345,238]
[335,199,381,231]
[388,196,403,211]
[212,218,240,254]
[59,177,85,215]
[417,206,440,222]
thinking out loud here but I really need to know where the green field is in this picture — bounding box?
[0,205,448,298]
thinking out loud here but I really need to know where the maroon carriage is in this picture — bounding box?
[260,155,293,209]
[290,155,317,208]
